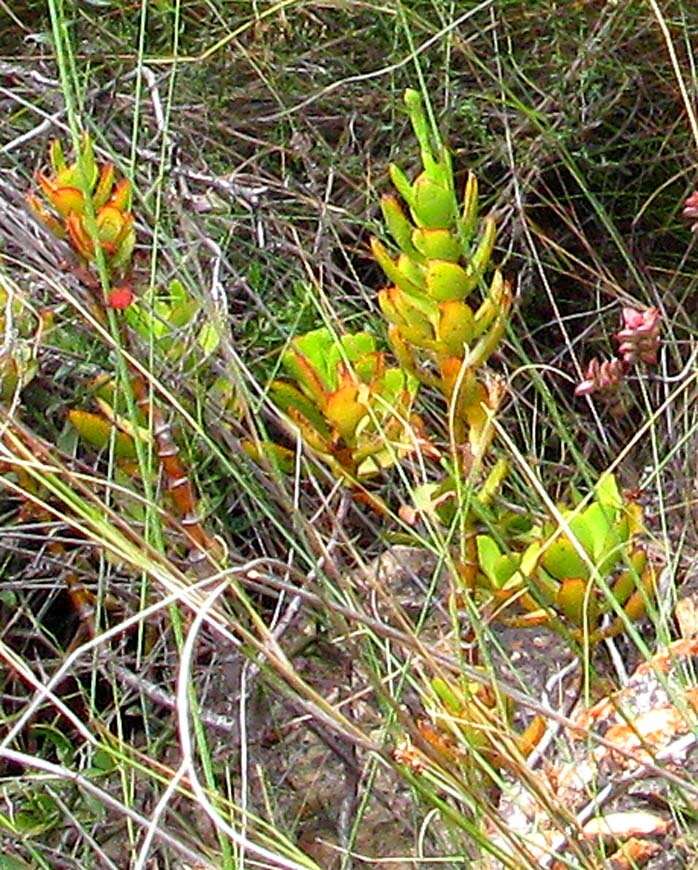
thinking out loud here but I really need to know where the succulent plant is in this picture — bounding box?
[475,473,656,644]
[67,408,141,462]
[27,133,135,273]
[266,327,421,480]
[614,306,661,366]
[574,357,625,398]
[125,279,220,364]
[372,90,512,437]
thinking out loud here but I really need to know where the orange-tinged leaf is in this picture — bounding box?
[270,380,330,438]
[37,173,84,217]
[607,838,661,869]
[378,287,407,327]
[609,549,648,608]
[26,194,66,238]
[93,163,115,209]
[325,384,365,441]
[416,718,460,761]
[66,213,94,260]
[36,172,58,202]
[96,205,127,245]
[68,409,138,459]
[284,351,328,405]
[438,299,474,355]
[286,407,332,453]
[462,379,488,432]
[556,577,594,627]
[52,186,85,217]
[108,177,131,211]
[439,355,463,397]
[675,596,698,639]
[519,715,546,757]
[620,589,647,622]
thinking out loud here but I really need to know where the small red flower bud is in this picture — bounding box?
[107,285,135,310]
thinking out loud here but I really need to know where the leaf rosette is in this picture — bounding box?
[265,327,422,480]
[28,134,135,273]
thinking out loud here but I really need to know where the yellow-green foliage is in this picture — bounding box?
[267,327,420,480]
[28,133,135,272]
[125,279,220,365]
[372,90,512,420]
[475,473,656,643]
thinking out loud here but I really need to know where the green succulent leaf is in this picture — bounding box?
[411,174,455,228]
[269,380,330,439]
[477,535,520,588]
[282,340,332,399]
[431,676,463,713]
[242,440,297,474]
[541,535,590,582]
[110,227,136,270]
[465,217,496,284]
[68,409,139,460]
[371,238,423,295]
[459,171,479,246]
[594,471,623,510]
[438,300,474,355]
[412,227,461,261]
[381,195,419,256]
[167,299,199,329]
[397,253,426,288]
[388,163,416,208]
[425,260,471,301]
[527,566,559,605]
[198,321,220,357]
[339,331,376,363]
[79,132,98,190]
[49,138,66,173]
[576,503,617,560]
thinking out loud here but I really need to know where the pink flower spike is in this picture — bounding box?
[574,378,596,397]
[575,357,625,397]
[620,307,644,330]
[620,306,660,334]
[682,191,698,231]
[683,191,698,217]
[614,306,660,366]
